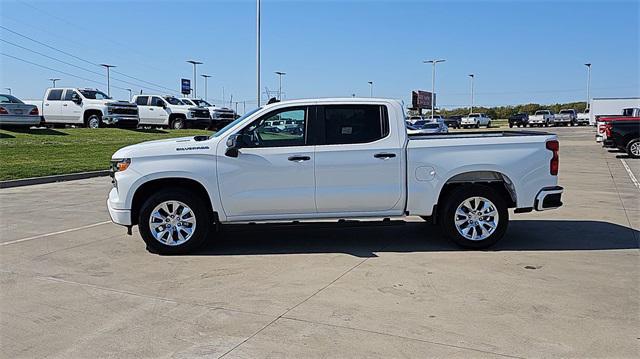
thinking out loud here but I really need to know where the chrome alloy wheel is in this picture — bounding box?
[454,196,499,241]
[148,200,196,246]
[631,142,640,157]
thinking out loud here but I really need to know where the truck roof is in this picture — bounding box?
[262,97,402,109]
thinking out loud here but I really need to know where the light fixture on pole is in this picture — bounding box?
[468,74,475,114]
[186,60,203,98]
[584,63,592,110]
[48,78,60,87]
[256,0,261,106]
[125,88,132,101]
[4,87,11,95]
[201,74,212,102]
[275,71,286,100]
[100,64,116,97]
[423,59,445,118]
[368,81,373,97]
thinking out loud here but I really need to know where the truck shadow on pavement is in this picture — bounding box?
[192,220,639,257]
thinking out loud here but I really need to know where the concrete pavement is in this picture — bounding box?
[1,126,638,358]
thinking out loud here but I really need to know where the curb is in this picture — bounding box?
[0,170,110,189]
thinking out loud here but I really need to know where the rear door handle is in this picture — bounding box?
[288,155,311,162]
[374,153,396,159]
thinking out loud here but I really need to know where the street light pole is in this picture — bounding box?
[275,71,286,100]
[100,64,116,97]
[368,81,373,97]
[201,74,212,102]
[126,88,132,101]
[256,0,261,106]
[423,59,445,118]
[187,60,203,98]
[48,78,60,87]
[468,74,475,114]
[4,87,11,95]
[584,63,592,110]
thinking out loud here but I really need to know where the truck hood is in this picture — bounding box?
[112,136,212,159]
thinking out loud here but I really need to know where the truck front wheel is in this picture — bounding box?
[440,185,509,249]
[86,114,102,129]
[138,189,212,254]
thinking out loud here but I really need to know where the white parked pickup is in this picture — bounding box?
[133,95,211,129]
[25,88,139,128]
[107,98,563,254]
[460,113,491,128]
[529,110,554,127]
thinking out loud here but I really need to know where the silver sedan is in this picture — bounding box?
[0,94,41,127]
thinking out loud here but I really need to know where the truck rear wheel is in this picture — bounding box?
[170,117,185,130]
[138,189,212,254]
[440,184,508,249]
[627,139,640,158]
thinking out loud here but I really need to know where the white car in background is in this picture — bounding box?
[460,113,491,128]
[0,94,41,127]
[407,119,448,135]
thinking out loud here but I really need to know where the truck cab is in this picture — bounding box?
[133,95,210,129]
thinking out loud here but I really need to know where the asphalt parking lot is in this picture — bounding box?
[1,126,638,358]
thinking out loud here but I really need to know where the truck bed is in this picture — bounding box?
[408,130,551,140]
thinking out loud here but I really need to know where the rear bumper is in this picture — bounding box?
[0,115,41,126]
[534,186,563,211]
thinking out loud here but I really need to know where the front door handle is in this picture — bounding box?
[374,153,396,159]
[288,155,311,162]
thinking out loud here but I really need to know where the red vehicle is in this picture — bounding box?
[596,108,640,143]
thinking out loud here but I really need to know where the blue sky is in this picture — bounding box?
[1,0,638,111]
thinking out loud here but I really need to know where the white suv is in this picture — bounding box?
[133,95,210,129]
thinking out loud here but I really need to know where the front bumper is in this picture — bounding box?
[107,196,132,226]
[187,117,212,128]
[534,186,563,211]
[103,115,139,127]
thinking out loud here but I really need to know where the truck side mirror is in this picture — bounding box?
[71,94,82,104]
[225,133,251,157]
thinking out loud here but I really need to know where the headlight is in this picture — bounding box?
[110,158,131,173]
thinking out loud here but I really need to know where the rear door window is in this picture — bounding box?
[321,105,388,145]
[135,96,149,106]
[47,89,63,101]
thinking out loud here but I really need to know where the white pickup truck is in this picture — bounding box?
[25,88,139,128]
[132,95,211,129]
[107,98,563,254]
[529,110,554,127]
[553,109,577,126]
[460,113,491,128]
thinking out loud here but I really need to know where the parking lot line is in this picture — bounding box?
[620,159,640,190]
[0,221,111,247]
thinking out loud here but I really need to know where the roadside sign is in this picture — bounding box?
[412,90,435,110]
[181,79,191,95]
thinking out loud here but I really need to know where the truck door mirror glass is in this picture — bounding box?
[71,94,82,104]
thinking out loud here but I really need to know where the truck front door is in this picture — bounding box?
[216,106,316,218]
[314,104,404,214]
[60,89,83,123]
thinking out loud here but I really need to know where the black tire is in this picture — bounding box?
[170,117,185,130]
[487,121,492,128]
[439,184,509,249]
[138,189,212,254]
[85,114,101,129]
[475,123,480,129]
[626,139,640,158]
[509,123,513,128]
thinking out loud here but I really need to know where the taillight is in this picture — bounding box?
[603,123,612,138]
[29,107,39,115]
[0,107,7,115]
[546,140,559,176]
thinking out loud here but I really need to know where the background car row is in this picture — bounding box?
[0,87,238,130]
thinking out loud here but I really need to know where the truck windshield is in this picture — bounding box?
[79,90,110,100]
[193,99,212,107]
[164,97,183,105]
[212,107,262,138]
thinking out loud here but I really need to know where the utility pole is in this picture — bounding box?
[222,86,225,107]
[584,63,592,110]
[100,64,116,97]
[423,59,445,118]
[256,0,261,106]
[201,74,212,102]
[468,74,475,114]
[187,60,202,98]
[275,71,286,100]
[229,94,233,108]
[126,88,132,101]
[4,87,11,95]
[48,78,60,87]
[243,101,246,114]
[368,81,373,97]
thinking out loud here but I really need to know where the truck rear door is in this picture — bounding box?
[314,104,404,214]
[43,89,63,122]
